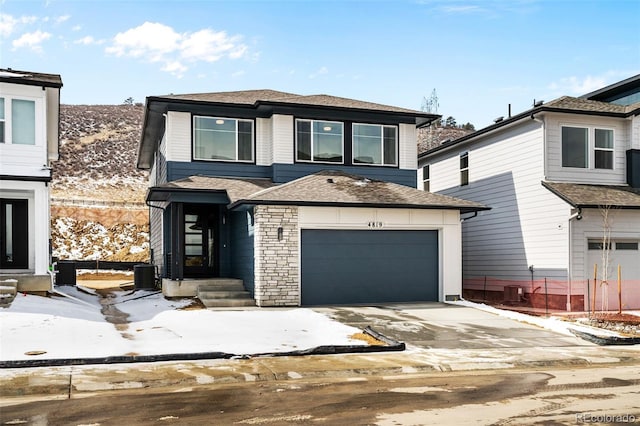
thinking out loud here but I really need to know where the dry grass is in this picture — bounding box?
[350,332,385,346]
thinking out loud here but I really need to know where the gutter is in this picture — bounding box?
[228,199,489,214]
[419,104,638,161]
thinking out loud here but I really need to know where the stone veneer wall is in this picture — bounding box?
[253,205,299,306]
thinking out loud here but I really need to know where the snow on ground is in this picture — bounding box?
[0,287,366,362]
[448,299,636,338]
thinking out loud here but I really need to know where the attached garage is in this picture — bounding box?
[301,229,439,305]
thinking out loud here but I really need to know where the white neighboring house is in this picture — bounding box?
[418,74,640,311]
[0,68,63,292]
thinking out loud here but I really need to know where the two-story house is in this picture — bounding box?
[0,68,63,292]
[418,75,640,311]
[137,90,486,307]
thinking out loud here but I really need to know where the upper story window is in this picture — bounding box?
[422,164,430,191]
[0,97,36,145]
[352,124,397,166]
[594,129,613,169]
[460,152,469,186]
[561,126,613,170]
[193,116,254,162]
[296,119,343,163]
[0,98,4,143]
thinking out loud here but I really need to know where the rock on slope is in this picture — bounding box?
[51,104,150,263]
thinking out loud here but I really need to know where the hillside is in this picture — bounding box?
[53,104,147,202]
[51,104,150,262]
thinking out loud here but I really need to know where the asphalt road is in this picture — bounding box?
[2,364,639,425]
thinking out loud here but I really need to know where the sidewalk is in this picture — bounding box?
[2,343,640,403]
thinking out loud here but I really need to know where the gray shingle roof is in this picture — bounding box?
[543,181,640,209]
[149,175,275,204]
[231,170,488,213]
[159,89,300,105]
[154,90,426,115]
[544,96,639,114]
[0,68,63,88]
[148,171,488,213]
[420,95,640,159]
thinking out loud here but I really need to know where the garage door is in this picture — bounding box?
[301,229,439,306]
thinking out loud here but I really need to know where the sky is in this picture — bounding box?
[1,0,639,129]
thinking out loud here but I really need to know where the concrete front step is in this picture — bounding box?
[200,298,256,308]
[198,290,253,300]
[198,282,246,292]
[196,279,255,308]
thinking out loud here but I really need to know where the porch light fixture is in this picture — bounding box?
[277,227,283,241]
[323,126,332,131]
[216,119,225,125]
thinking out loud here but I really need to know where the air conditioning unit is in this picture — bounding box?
[503,286,523,303]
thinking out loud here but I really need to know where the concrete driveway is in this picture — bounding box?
[315,303,592,350]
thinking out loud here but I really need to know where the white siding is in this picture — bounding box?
[0,180,50,275]
[545,112,630,184]
[0,83,48,178]
[165,111,191,162]
[631,115,640,150]
[45,87,60,162]
[571,209,640,282]
[256,117,273,166]
[272,114,293,164]
[424,120,572,283]
[398,123,417,170]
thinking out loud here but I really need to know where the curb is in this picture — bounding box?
[569,329,640,346]
[0,326,404,369]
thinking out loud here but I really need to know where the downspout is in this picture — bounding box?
[531,113,547,180]
[567,208,583,311]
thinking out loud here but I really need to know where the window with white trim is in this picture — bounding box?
[561,126,614,170]
[352,123,397,166]
[562,126,588,168]
[0,97,36,145]
[193,116,253,162]
[594,128,613,169]
[460,152,469,186]
[422,164,430,191]
[0,98,4,143]
[296,119,343,163]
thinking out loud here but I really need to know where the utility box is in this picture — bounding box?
[134,264,155,290]
[56,261,76,286]
[503,286,522,303]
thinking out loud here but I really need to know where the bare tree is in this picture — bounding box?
[599,204,614,312]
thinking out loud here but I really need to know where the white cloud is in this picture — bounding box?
[547,72,631,96]
[74,36,102,46]
[54,15,71,24]
[440,5,483,13]
[161,60,188,78]
[72,24,82,32]
[106,22,249,76]
[309,66,328,79]
[106,22,180,59]
[0,14,38,37]
[12,30,51,52]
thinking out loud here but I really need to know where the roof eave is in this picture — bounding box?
[419,104,635,161]
[229,199,489,213]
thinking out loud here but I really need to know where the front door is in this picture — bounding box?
[183,205,218,278]
[0,199,29,269]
